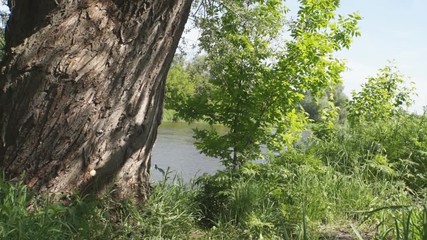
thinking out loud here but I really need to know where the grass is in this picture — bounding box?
[1,113,427,239]
[0,173,201,240]
[0,164,425,239]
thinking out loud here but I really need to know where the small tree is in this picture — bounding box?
[178,0,360,168]
[347,65,415,126]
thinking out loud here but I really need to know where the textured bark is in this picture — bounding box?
[0,0,192,200]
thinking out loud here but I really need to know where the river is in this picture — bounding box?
[150,122,223,182]
[150,122,311,182]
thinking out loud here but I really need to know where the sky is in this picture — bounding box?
[335,0,427,113]
[1,1,426,112]
[183,0,427,113]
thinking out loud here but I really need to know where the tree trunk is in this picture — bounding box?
[0,0,192,200]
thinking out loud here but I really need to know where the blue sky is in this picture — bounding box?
[336,0,427,113]
[1,1,426,112]
[279,0,426,113]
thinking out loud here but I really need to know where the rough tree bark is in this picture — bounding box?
[0,0,193,200]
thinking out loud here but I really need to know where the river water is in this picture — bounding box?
[150,122,311,182]
[150,122,223,182]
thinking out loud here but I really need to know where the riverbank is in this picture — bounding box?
[2,113,427,239]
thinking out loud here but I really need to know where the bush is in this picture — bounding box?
[194,148,414,239]
[311,112,427,191]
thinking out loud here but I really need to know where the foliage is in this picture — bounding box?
[300,84,348,123]
[311,111,427,191]
[177,0,361,168]
[192,63,427,238]
[347,65,415,126]
[165,56,192,111]
[310,65,427,190]
[2,116,427,240]
[194,149,416,239]
[164,55,211,122]
[161,108,178,122]
[2,0,427,239]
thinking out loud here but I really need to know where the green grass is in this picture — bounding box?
[1,112,427,239]
[0,164,425,239]
[0,173,202,240]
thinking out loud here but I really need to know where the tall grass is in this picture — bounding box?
[0,172,202,239]
[139,171,202,239]
[195,112,427,239]
[0,177,75,239]
[312,112,427,190]
[0,112,426,239]
[194,158,414,239]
